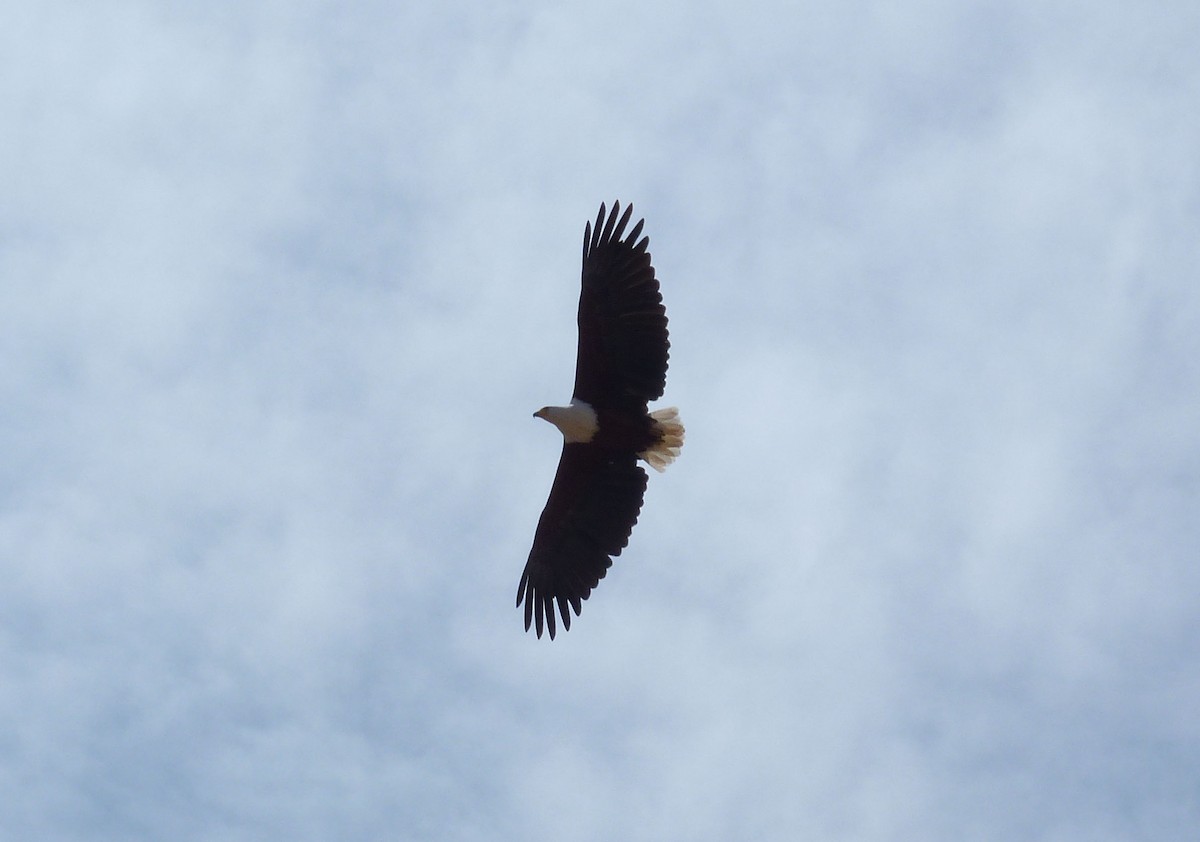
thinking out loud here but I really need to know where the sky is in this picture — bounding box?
[3,1,1199,839]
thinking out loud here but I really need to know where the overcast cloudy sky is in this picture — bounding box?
[3,1,1199,839]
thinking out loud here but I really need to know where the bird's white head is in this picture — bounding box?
[533,399,598,444]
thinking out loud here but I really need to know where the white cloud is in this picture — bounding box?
[2,1,1198,839]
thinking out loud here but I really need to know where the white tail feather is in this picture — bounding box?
[641,407,685,472]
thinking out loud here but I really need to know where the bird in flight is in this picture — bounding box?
[517,202,684,639]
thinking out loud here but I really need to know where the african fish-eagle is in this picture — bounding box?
[517,202,684,639]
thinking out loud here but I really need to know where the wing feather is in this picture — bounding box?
[516,444,647,639]
[573,201,670,409]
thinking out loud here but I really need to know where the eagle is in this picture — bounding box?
[517,202,684,639]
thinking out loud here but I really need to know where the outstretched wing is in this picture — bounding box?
[573,202,670,411]
[516,444,648,639]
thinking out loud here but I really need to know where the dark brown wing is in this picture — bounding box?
[573,202,670,412]
[516,444,648,639]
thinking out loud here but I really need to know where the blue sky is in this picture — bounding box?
[3,1,1199,839]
